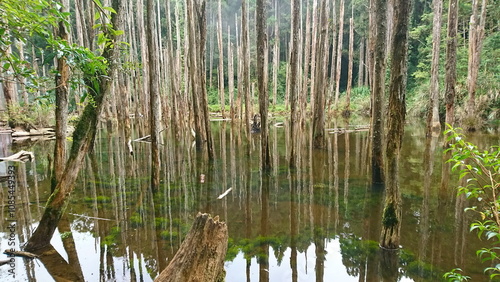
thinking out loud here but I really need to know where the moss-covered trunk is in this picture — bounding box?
[380,0,410,250]
[24,0,123,251]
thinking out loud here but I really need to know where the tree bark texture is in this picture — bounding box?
[147,0,161,191]
[256,0,271,170]
[428,0,443,134]
[52,0,70,192]
[289,0,300,167]
[217,0,225,118]
[370,0,387,185]
[465,0,487,131]
[380,0,410,250]
[444,0,459,126]
[154,213,228,282]
[312,0,328,149]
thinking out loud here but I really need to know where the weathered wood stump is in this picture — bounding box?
[155,213,228,282]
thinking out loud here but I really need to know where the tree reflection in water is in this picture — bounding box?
[0,122,498,281]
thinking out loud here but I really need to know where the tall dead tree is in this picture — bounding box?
[228,26,235,120]
[344,13,354,116]
[187,0,214,159]
[312,0,329,149]
[370,0,387,184]
[334,0,345,108]
[272,0,280,106]
[242,0,251,136]
[217,0,225,117]
[444,0,459,127]
[147,0,161,191]
[428,0,443,134]
[289,0,300,167]
[465,0,488,131]
[380,0,410,250]
[257,0,271,169]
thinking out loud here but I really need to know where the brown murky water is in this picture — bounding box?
[1,120,499,281]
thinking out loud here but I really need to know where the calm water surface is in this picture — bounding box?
[1,120,499,281]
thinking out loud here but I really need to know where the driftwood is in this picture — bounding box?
[3,249,39,259]
[155,213,228,282]
[0,150,34,162]
[0,259,12,266]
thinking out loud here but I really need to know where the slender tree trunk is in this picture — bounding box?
[465,0,487,131]
[309,0,319,112]
[301,1,311,117]
[25,0,124,251]
[147,0,161,192]
[187,0,204,149]
[228,26,235,121]
[289,0,300,167]
[2,40,16,117]
[334,0,345,108]
[138,0,149,120]
[257,0,270,169]
[428,0,443,134]
[444,0,459,126]
[242,0,251,135]
[312,0,329,149]
[344,15,354,116]
[52,0,70,192]
[358,38,365,87]
[380,0,410,250]
[217,0,225,117]
[370,0,387,185]
[272,0,280,106]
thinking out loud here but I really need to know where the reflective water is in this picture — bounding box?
[1,120,499,281]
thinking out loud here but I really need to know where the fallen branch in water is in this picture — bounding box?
[3,249,38,259]
[0,150,35,162]
[217,188,233,199]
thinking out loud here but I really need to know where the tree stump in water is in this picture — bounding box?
[155,213,228,282]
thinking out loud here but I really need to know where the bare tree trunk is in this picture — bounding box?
[358,38,365,87]
[147,0,161,192]
[344,14,354,116]
[428,0,443,135]
[444,0,459,126]
[312,0,329,149]
[301,1,311,117]
[465,0,487,131]
[2,40,16,117]
[154,213,228,282]
[380,0,410,250]
[334,0,345,108]
[272,0,280,106]
[257,0,271,170]
[370,0,387,185]
[289,0,300,167]
[242,0,251,135]
[217,0,225,117]
[309,0,319,112]
[24,0,124,251]
[52,0,70,192]
[228,26,235,120]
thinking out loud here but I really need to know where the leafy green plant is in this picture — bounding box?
[445,124,500,280]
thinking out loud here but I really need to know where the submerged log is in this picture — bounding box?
[155,213,228,282]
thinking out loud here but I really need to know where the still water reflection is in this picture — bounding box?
[1,120,499,281]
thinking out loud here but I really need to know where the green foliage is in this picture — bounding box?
[443,268,471,281]
[444,125,500,280]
